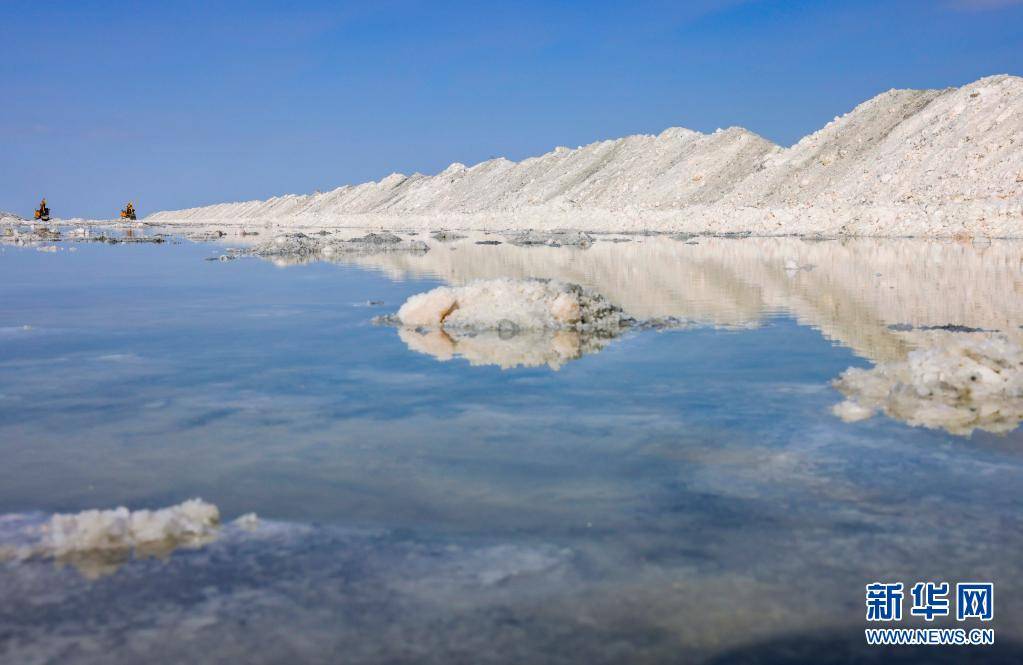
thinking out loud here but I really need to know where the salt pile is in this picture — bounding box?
[149,125,774,221]
[728,78,1023,208]
[383,278,641,369]
[832,334,1023,435]
[393,278,628,334]
[148,75,1023,237]
[0,500,260,579]
[43,499,221,555]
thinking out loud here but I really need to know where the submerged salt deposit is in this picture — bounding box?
[832,333,1023,435]
[250,231,429,258]
[507,230,595,248]
[148,75,1023,237]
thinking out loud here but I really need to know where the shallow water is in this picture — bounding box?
[2,234,1022,663]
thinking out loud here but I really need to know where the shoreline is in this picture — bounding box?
[141,201,1022,239]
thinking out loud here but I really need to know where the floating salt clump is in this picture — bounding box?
[43,498,220,555]
[507,230,594,248]
[233,512,260,530]
[831,399,874,422]
[431,230,466,242]
[832,334,1023,435]
[252,232,428,259]
[394,278,628,334]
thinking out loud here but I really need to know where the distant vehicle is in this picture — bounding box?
[120,201,137,221]
[34,198,50,222]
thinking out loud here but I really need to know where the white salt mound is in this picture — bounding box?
[149,125,775,220]
[391,279,631,369]
[832,334,1023,435]
[395,278,627,333]
[726,77,1022,208]
[43,499,220,555]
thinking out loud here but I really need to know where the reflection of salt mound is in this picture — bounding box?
[832,334,1023,435]
[396,278,627,333]
[44,499,220,555]
[399,328,612,370]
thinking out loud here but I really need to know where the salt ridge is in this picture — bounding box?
[147,75,1023,237]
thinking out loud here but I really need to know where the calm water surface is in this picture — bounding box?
[1,234,1022,663]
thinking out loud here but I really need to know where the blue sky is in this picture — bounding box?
[1,0,1021,218]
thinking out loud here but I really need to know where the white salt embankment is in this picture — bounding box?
[148,75,1023,237]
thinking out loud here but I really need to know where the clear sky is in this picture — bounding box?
[2,0,1021,218]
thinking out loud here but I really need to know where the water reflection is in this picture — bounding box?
[325,234,1023,359]
[324,234,1023,433]
[398,327,613,370]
